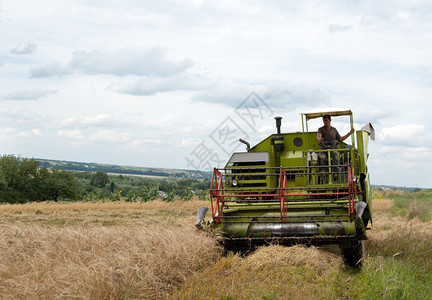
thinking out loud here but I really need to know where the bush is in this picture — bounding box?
[164,190,176,202]
[125,187,159,202]
[108,190,122,202]
[181,187,194,201]
[90,171,109,188]
[198,190,210,201]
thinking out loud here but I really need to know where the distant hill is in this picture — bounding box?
[36,158,211,179]
[372,184,426,192]
[35,158,429,190]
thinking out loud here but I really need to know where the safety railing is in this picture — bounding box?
[303,148,360,185]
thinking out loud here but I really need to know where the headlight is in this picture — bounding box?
[232,179,238,187]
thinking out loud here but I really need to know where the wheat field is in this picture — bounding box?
[1,197,431,299]
[0,200,222,299]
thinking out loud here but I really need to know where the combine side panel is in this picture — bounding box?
[355,130,373,225]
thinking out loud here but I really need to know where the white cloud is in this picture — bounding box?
[10,43,37,55]
[57,129,84,139]
[0,128,17,134]
[189,80,332,109]
[89,130,132,143]
[140,138,164,144]
[18,129,42,137]
[1,89,56,101]
[378,124,424,141]
[260,84,331,109]
[178,137,201,147]
[328,24,353,33]
[31,47,194,78]
[73,47,194,77]
[353,107,400,125]
[113,74,191,96]
[31,62,72,78]
[62,114,113,128]
[257,125,273,133]
[404,147,431,159]
[377,145,393,154]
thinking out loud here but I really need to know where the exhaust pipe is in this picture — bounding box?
[239,138,250,151]
[275,116,282,135]
[271,116,284,151]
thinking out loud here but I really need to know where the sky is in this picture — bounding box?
[0,0,431,188]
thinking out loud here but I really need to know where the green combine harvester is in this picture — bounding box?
[196,110,375,267]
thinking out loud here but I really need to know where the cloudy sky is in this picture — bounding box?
[1,0,431,188]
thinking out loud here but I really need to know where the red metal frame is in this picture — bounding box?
[347,164,357,220]
[210,165,359,224]
[210,168,224,223]
[279,167,288,222]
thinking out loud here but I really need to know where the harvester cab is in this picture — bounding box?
[197,110,375,267]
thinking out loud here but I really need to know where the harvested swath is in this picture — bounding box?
[175,244,343,299]
[246,244,340,272]
[0,223,222,299]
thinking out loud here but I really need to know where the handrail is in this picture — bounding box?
[279,167,288,222]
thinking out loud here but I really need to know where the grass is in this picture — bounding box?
[384,189,432,221]
[0,191,431,299]
[345,213,432,299]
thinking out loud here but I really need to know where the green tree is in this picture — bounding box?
[39,168,79,202]
[0,155,81,203]
[90,171,109,188]
[0,155,39,203]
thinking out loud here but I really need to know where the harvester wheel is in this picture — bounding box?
[342,240,364,268]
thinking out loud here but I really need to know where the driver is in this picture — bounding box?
[317,114,354,166]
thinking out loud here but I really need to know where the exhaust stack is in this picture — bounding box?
[271,116,284,151]
[239,138,250,151]
[275,116,282,135]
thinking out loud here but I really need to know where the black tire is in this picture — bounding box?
[341,240,364,268]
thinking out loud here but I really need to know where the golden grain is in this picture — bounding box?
[372,198,393,212]
[1,197,430,299]
[0,200,219,299]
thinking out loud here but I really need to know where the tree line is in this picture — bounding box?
[38,159,210,179]
[0,155,78,203]
[0,155,211,204]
